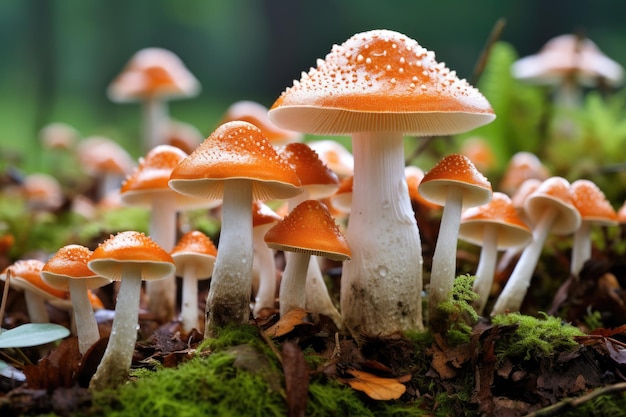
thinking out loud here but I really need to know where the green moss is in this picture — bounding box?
[491,312,584,362]
[434,274,479,343]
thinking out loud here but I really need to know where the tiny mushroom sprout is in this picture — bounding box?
[41,245,112,354]
[87,231,175,390]
[252,201,282,318]
[171,230,218,333]
[511,34,624,107]
[457,192,532,314]
[1,259,67,323]
[169,121,301,336]
[121,144,217,323]
[491,177,581,315]
[569,179,618,277]
[264,199,350,317]
[268,29,495,337]
[418,154,492,326]
[108,47,200,152]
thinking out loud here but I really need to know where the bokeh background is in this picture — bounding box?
[1,0,625,171]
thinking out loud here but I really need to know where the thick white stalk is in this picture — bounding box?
[570,221,591,277]
[341,132,423,336]
[252,225,277,317]
[24,291,50,323]
[143,97,168,152]
[491,208,556,315]
[69,279,100,355]
[146,193,177,322]
[180,264,199,333]
[472,226,498,315]
[90,263,143,390]
[205,180,253,336]
[279,252,311,316]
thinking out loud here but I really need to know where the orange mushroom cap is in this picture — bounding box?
[418,154,492,209]
[524,177,581,235]
[279,143,340,199]
[41,245,112,291]
[169,121,302,201]
[264,200,351,262]
[171,231,217,280]
[252,201,282,228]
[570,179,618,225]
[1,259,67,300]
[269,29,494,135]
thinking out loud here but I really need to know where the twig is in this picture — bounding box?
[0,268,12,332]
[524,382,626,417]
[471,17,507,86]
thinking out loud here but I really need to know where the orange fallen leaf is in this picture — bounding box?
[339,368,408,400]
[265,308,311,338]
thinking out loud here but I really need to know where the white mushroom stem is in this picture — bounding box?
[146,193,177,322]
[280,252,311,316]
[341,132,423,335]
[429,190,463,312]
[252,225,277,317]
[205,179,253,336]
[68,279,100,355]
[23,291,50,323]
[90,263,143,390]
[491,208,557,315]
[180,263,200,332]
[472,226,498,315]
[143,96,168,151]
[570,221,591,277]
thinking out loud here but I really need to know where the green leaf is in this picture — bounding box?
[0,323,70,348]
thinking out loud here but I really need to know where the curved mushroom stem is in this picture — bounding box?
[69,279,100,355]
[143,97,168,152]
[305,257,341,327]
[180,264,199,333]
[146,194,177,323]
[280,252,311,316]
[23,291,50,323]
[428,190,463,326]
[472,226,498,315]
[90,263,143,390]
[341,132,423,336]
[570,221,591,277]
[252,227,277,317]
[205,179,253,337]
[491,208,557,315]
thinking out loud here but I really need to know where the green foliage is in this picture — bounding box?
[436,274,479,344]
[491,312,584,362]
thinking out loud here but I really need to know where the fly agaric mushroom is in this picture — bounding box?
[491,177,581,315]
[268,29,494,336]
[171,230,217,333]
[108,47,200,152]
[121,144,217,323]
[418,154,492,325]
[169,121,301,336]
[264,200,350,317]
[458,192,532,314]
[307,139,354,179]
[512,34,624,107]
[569,179,618,277]
[1,259,68,323]
[219,100,303,145]
[88,231,175,390]
[41,245,112,354]
[252,201,282,318]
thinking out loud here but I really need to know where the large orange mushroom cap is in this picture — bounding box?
[269,29,494,135]
[169,121,302,201]
[570,179,618,226]
[264,200,351,262]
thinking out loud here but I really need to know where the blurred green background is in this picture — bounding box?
[1,0,625,171]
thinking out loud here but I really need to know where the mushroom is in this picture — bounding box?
[499,152,550,197]
[169,121,301,336]
[171,231,217,333]
[307,139,354,179]
[0,260,68,323]
[252,201,282,318]
[458,192,532,314]
[88,231,175,389]
[569,179,618,277]
[41,245,112,354]
[121,144,218,323]
[418,154,492,325]
[491,177,581,315]
[268,29,494,336]
[264,200,350,316]
[108,47,201,152]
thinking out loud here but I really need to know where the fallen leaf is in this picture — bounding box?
[265,308,311,338]
[339,368,408,400]
[282,341,309,417]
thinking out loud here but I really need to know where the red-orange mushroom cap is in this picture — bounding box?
[169,121,302,201]
[41,245,111,290]
[269,29,495,135]
[279,142,340,200]
[171,230,218,280]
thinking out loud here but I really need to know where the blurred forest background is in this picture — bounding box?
[1,0,625,171]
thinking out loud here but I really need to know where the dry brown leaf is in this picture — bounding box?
[339,368,408,400]
[265,308,311,338]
